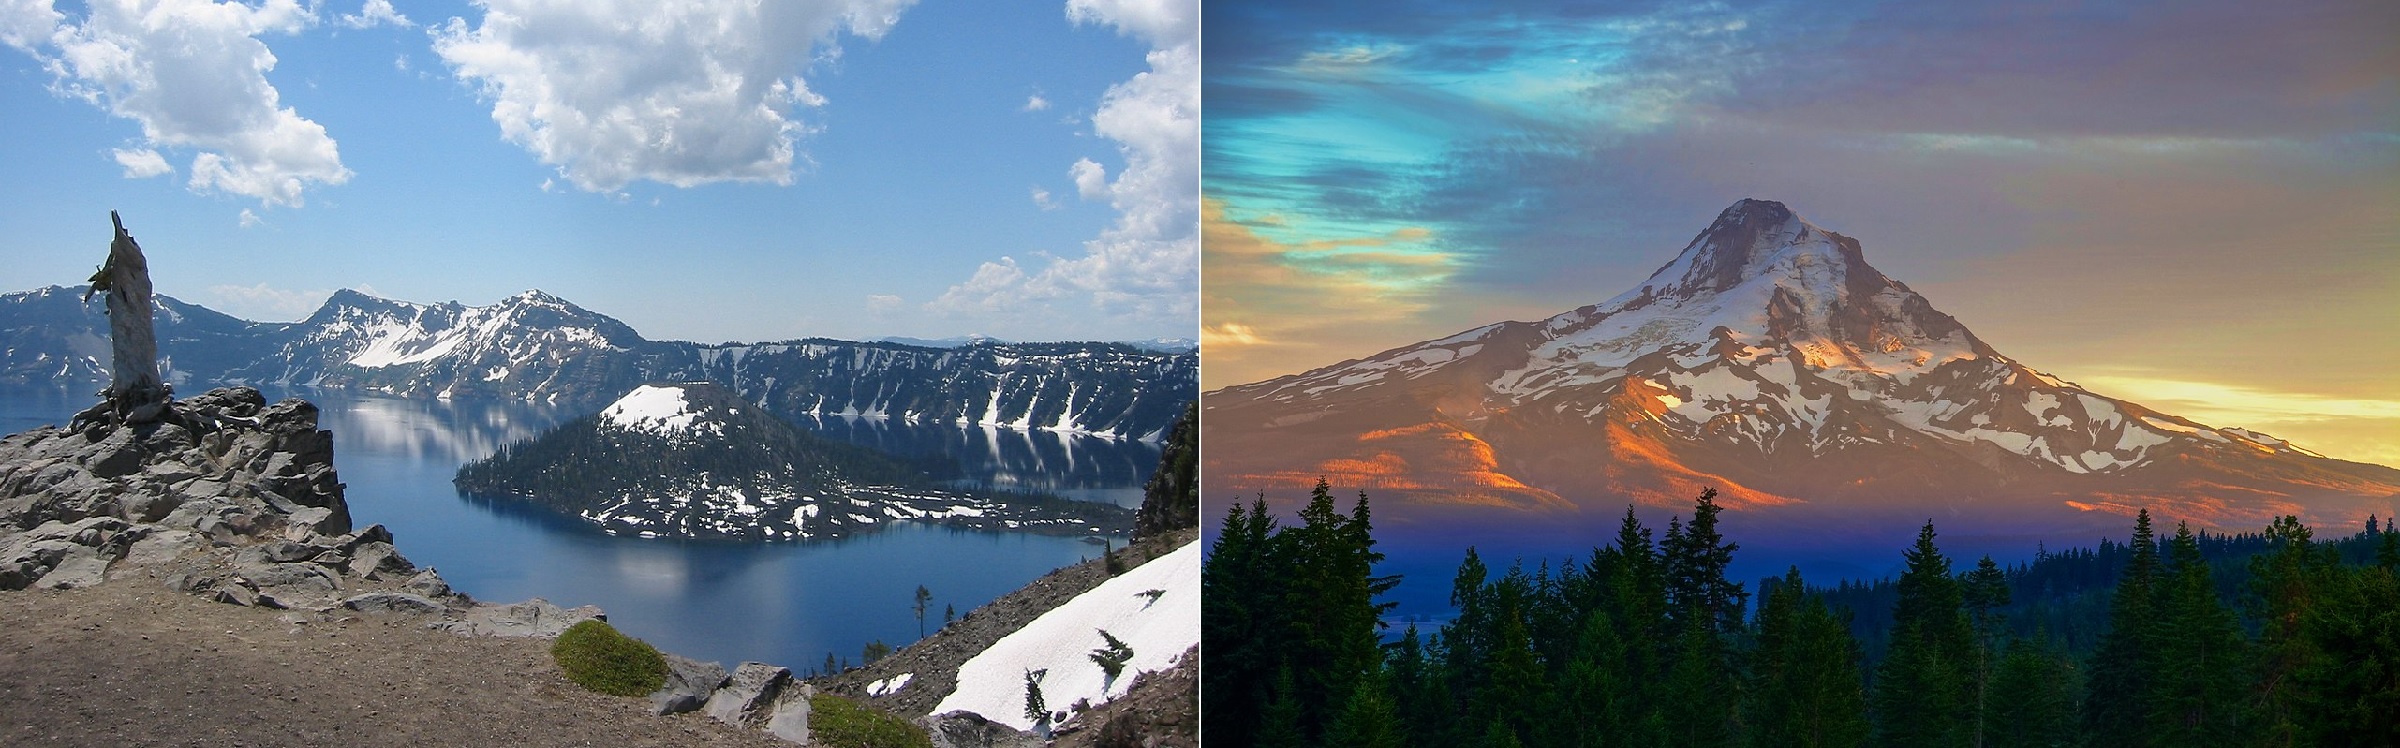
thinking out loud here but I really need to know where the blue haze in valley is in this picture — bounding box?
[0,385,1157,671]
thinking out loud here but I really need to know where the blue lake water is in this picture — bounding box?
[1,385,1160,672]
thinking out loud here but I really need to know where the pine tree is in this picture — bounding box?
[914,584,932,639]
[1023,668,1049,728]
[1749,567,1870,748]
[1326,671,1405,748]
[1257,666,1305,748]
[1200,497,1283,747]
[1981,636,2078,748]
[2287,559,2400,746]
[1278,479,1389,742]
[2084,509,2161,747]
[1663,488,1747,635]
[1871,521,1975,748]
[1386,625,1445,748]
[2248,514,2323,745]
[1476,604,1544,745]
[2148,523,2256,746]
[1960,554,2010,746]
[1656,489,1744,748]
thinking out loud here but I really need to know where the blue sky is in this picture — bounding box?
[0,0,1197,344]
[1202,0,2400,466]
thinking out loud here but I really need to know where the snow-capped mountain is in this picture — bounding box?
[1204,199,2400,531]
[0,287,1194,440]
[455,382,1134,539]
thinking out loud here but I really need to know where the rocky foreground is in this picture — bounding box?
[0,386,993,746]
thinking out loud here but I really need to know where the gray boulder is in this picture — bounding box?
[704,662,792,727]
[402,568,455,599]
[238,562,340,594]
[120,529,202,568]
[339,592,445,617]
[31,551,110,590]
[435,598,602,638]
[764,683,817,744]
[649,654,729,716]
[344,541,414,580]
[920,711,1045,748]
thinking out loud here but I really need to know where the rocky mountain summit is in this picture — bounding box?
[455,382,1136,540]
[1205,199,2400,534]
[0,286,1197,440]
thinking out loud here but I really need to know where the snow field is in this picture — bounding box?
[600,384,702,435]
[934,540,1201,732]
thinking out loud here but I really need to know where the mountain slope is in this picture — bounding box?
[1204,199,2400,532]
[0,287,1194,440]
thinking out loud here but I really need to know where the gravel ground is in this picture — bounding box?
[0,566,792,748]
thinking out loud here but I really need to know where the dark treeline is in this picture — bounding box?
[1818,519,2399,665]
[455,411,957,506]
[1201,485,2400,748]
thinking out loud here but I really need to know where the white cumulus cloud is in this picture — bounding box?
[236,208,262,228]
[1031,185,1059,210]
[338,0,411,29]
[1070,157,1107,199]
[930,257,1029,314]
[929,0,1197,334]
[0,0,60,51]
[431,0,917,193]
[15,0,350,207]
[112,147,171,178]
[1023,93,1049,112]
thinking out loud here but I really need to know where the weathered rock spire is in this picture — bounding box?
[87,210,169,422]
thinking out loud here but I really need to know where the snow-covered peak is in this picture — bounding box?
[601,383,709,435]
[1516,199,1981,385]
[1635,199,1881,301]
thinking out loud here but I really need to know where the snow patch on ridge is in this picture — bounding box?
[601,384,709,435]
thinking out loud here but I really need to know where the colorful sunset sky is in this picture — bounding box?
[1202,0,2400,467]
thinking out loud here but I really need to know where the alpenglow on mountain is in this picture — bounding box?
[455,382,1132,539]
[0,287,1194,441]
[1204,199,2400,534]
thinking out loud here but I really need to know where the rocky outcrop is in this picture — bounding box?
[0,385,939,745]
[1133,401,1197,540]
[0,387,349,589]
[0,387,605,635]
[920,711,1045,748]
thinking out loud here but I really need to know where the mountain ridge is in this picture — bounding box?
[0,286,1195,441]
[1204,199,2399,533]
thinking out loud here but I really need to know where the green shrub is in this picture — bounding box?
[811,693,934,748]
[549,619,669,696]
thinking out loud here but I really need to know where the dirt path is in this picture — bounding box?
[0,566,790,748]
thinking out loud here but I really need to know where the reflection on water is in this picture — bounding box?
[0,385,1148,670]
[793,413,1160,507]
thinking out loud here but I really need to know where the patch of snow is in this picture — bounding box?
[601,385,703,435]
[868,673,913,697]
[2138,415,2224,442]
[936,540,1200,732]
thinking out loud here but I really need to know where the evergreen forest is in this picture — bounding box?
[1201,481,2400,748]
